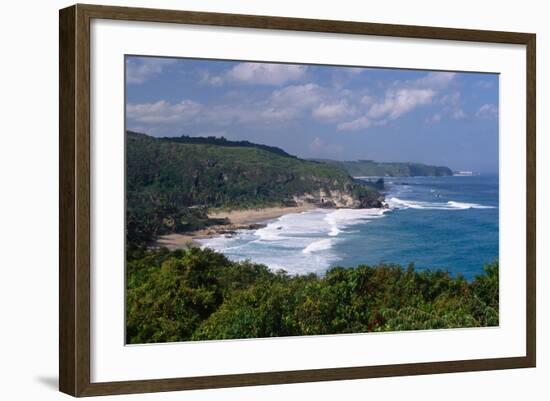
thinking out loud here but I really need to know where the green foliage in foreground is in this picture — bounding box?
[126,248,499,344]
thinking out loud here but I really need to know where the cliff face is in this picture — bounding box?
[293,189,383,209]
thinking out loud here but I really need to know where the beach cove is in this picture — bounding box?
[155,204,317,249]
[189,175,498,280]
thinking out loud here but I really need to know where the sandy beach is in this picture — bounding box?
[208,204,316,225]
[155,204,316,250]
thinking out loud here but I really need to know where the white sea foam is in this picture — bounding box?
[328,225,341,236]
[254,210,330,243]
[198,195,493,275]
[199,178,498,276]
[302,239,333,254]
[324,208,386,234]
[198,207,388,274]
[447,201,495,209]
[388,197,494,210]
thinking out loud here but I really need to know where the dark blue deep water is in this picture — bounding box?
[341,175,499,279]
[199,175,499,280]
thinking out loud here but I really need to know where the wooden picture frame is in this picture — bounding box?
[59,3,536,397]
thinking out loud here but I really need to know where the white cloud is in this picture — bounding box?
[440,91,467,120]
[269,83,322,108]
[127,69,466,135]
[126,58,176,84]
[127,81,359,134]
[337,71,457,131]
[476,103,498,118]
[337,116,371,131]
[413,71,457,89]
[367,88,435,120]
[312,100,354,120]
[126,94,300,134]
[199,71,224,86]
[126,100,202,124]
[258,83,323,121]
[204,62,308,86]
[260,106,298,121]
[229,63,307,85]
[263,83,361,123]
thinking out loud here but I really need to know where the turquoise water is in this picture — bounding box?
[199,175,499,280]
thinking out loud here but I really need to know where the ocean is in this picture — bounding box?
[198,175,499,280]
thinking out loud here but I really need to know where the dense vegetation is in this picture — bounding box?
[319,159,453,177]
[125,132,496,342]
[127,132,381,249]
[126,247,499,344]
[156,133,297,159]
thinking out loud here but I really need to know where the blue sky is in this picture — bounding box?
[126,56,499,173]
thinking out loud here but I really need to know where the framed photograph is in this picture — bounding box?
[59,4,536,397]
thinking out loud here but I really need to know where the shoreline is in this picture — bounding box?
[208,204,316,225]
[155,204,317,250]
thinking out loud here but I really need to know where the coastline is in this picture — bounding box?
[208,204,316,225]
[155,204,317,250]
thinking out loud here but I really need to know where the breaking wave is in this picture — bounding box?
[302,239,333,254]
[388,197,495,210]
[198,207,388,274]
[198,178,496,275]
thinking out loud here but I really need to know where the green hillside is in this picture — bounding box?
[319,159,453,177]
[126,132,381,247]
[157,134,297,158]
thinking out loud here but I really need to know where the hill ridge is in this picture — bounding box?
[126,131,382,248]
